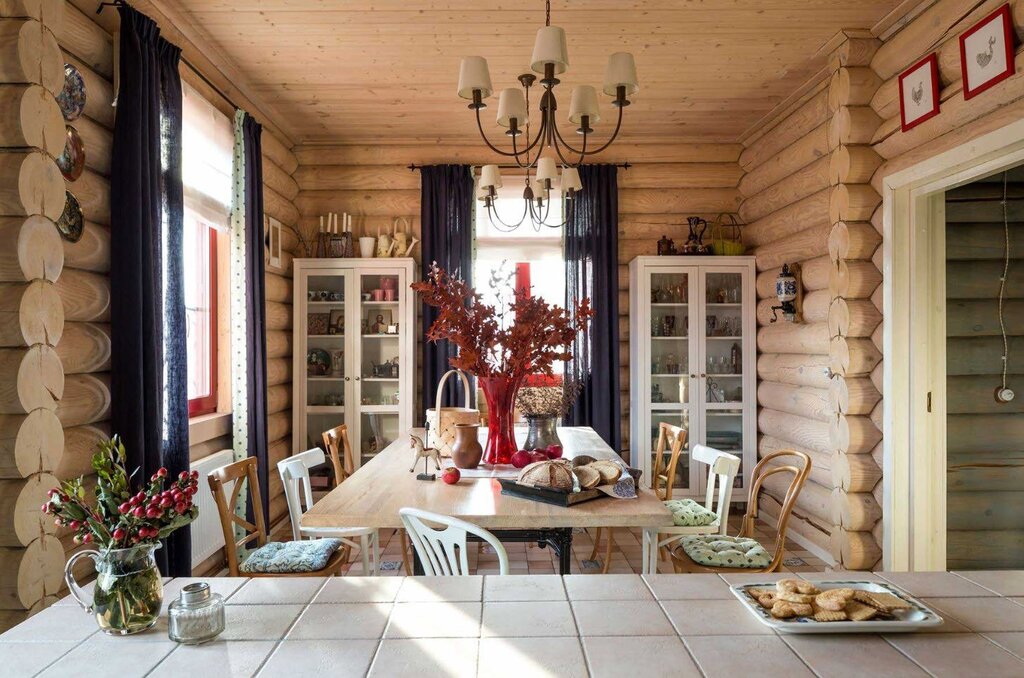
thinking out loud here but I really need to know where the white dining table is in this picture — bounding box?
[302,425,673,573]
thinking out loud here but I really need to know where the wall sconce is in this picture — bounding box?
[770,263,802,323]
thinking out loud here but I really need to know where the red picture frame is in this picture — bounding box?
[960,4,1016,100]
[898,53,940,132]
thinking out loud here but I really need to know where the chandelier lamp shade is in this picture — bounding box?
[458,1,638,230]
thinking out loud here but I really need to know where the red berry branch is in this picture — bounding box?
[42,436,199,549]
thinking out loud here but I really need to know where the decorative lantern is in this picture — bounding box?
[770,263,801,323]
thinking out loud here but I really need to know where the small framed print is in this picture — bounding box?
[328,309,345,335]
[307,312,329,335]
[899,54,940,132]
[266,216,282,269]
[960,4,1015,100]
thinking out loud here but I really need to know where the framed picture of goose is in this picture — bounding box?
[898,53,940,132]
[959,4,1015,100]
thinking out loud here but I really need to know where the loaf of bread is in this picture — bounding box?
[590,460,622,484]
[518,460,574,491]
[573,465,601,490]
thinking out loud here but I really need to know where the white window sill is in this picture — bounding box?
[189,411,232,447]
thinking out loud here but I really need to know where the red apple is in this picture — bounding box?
[441,466,461,485]
[511,450,533,469]
[545,444,564,459]
[530,450,549,463]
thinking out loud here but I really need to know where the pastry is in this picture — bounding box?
[777,591,816,604]
[854,590,911,613]
[776,578,819,595]
[770,600,812,619]
[844,600,879,622]
[814,588,855,611]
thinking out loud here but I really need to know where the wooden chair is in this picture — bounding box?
[278,449,380,575]
[589,422,687,573]
[322,423,412,575]
[208,457,348,577]
[400,507,509,575]
[652,443,741,564]
[669,449,811,574]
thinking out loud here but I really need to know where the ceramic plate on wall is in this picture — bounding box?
[56,63,86,121]
[56,125,85,181]
[57,191,84,243]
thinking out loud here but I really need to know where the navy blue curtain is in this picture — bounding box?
[420,165,474,408]
[564,164,621,452]
[110,5,190,575]
[241,113,270,524]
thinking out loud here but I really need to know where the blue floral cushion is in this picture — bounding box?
[664,498,718,527]
[680,535,772,569]
[240,538,343,574]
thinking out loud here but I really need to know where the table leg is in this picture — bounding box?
[642,529,656,574]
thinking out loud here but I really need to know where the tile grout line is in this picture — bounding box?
[251,577,332,676]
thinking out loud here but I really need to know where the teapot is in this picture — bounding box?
[682,216,712,255]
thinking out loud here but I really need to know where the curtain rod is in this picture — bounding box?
[98,0,242,113]
[408,162,631,171]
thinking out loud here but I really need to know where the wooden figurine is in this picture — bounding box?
[409,434,442,479]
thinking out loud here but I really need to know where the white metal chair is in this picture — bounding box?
[278,449,380,576]
[646,443,741,573]
[399,507,509,575]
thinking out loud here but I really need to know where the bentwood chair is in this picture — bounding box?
[322,423,413,575]
[278,449,380,575]
[400,507,509,575]
[208,457,348,577]
[589,423,687,573]
[669,449,811,574]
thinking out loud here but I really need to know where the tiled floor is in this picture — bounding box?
[331,517,830,576]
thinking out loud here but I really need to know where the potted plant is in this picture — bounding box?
[46,436,199,635]
[413,264,592,464]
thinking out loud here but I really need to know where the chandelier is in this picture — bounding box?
[457,1,638,230]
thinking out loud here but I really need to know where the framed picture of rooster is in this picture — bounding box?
[960,4,1015,100]
[898,53,940,132]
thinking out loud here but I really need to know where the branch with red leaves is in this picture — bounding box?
[412,264,593,381]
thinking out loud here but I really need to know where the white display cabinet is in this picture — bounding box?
[629,256,757,499]
[292,258,416,469]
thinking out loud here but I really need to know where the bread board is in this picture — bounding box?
[497,478,604,507]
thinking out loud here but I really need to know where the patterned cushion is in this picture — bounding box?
[239,538,343,574]
[664,498,718,527]
[680,535,772,569]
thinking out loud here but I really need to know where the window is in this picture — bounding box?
[182,82,233,417]
[473,174,566,316]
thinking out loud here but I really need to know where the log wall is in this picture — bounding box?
[0,1,301,630]
[741,35,884,570]
[292,143,743,455]
[944,178,1024,569]
[866,0,1024,569]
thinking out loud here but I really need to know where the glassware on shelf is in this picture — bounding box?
[731,343,742,374]
[664,352,679,374]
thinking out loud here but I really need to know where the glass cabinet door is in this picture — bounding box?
[302,271,349,451]
[700,269,747,490]
[354,269,404,467]
[647,270,696,494]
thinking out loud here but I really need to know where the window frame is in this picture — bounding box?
[186,217,219,418]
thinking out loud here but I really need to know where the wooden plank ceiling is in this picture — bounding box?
[172,0,901,145]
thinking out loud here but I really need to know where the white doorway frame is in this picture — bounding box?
[882,118,1024,571]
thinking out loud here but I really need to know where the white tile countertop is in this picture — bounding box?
[3,572,1024,677]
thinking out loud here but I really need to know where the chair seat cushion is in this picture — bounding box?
[664,498,718,527]
[240,538,343,574]
[680,535,772,569]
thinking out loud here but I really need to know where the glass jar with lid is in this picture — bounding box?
[168,582,225,644]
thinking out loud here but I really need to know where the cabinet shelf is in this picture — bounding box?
[650,336,688,341]
[308,301,345,306]
[361,300,400,306]
[307,406,345,413]
[362,334,399,339]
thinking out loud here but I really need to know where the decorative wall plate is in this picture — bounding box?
[57,191,84,243]
[56,125,85,181]
[56,63,86,121]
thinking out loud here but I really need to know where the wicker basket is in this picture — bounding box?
[425,369,480,456]
[710,213,745,255]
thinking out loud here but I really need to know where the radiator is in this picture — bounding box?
[190,449,234,569]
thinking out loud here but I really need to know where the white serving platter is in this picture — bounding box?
[730,580,944,634]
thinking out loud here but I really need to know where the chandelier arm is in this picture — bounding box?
[474,105,544,158]
[579,105,624,155]
[486,197,530,232]
[510,113,547,169]
[551,118,589,159]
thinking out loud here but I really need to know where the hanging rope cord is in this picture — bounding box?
[998,170,1011,393]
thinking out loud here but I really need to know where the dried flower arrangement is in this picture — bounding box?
[411,264,592,382]
[517,377,583,417]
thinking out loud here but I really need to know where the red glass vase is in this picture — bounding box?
[479,375,519,465]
